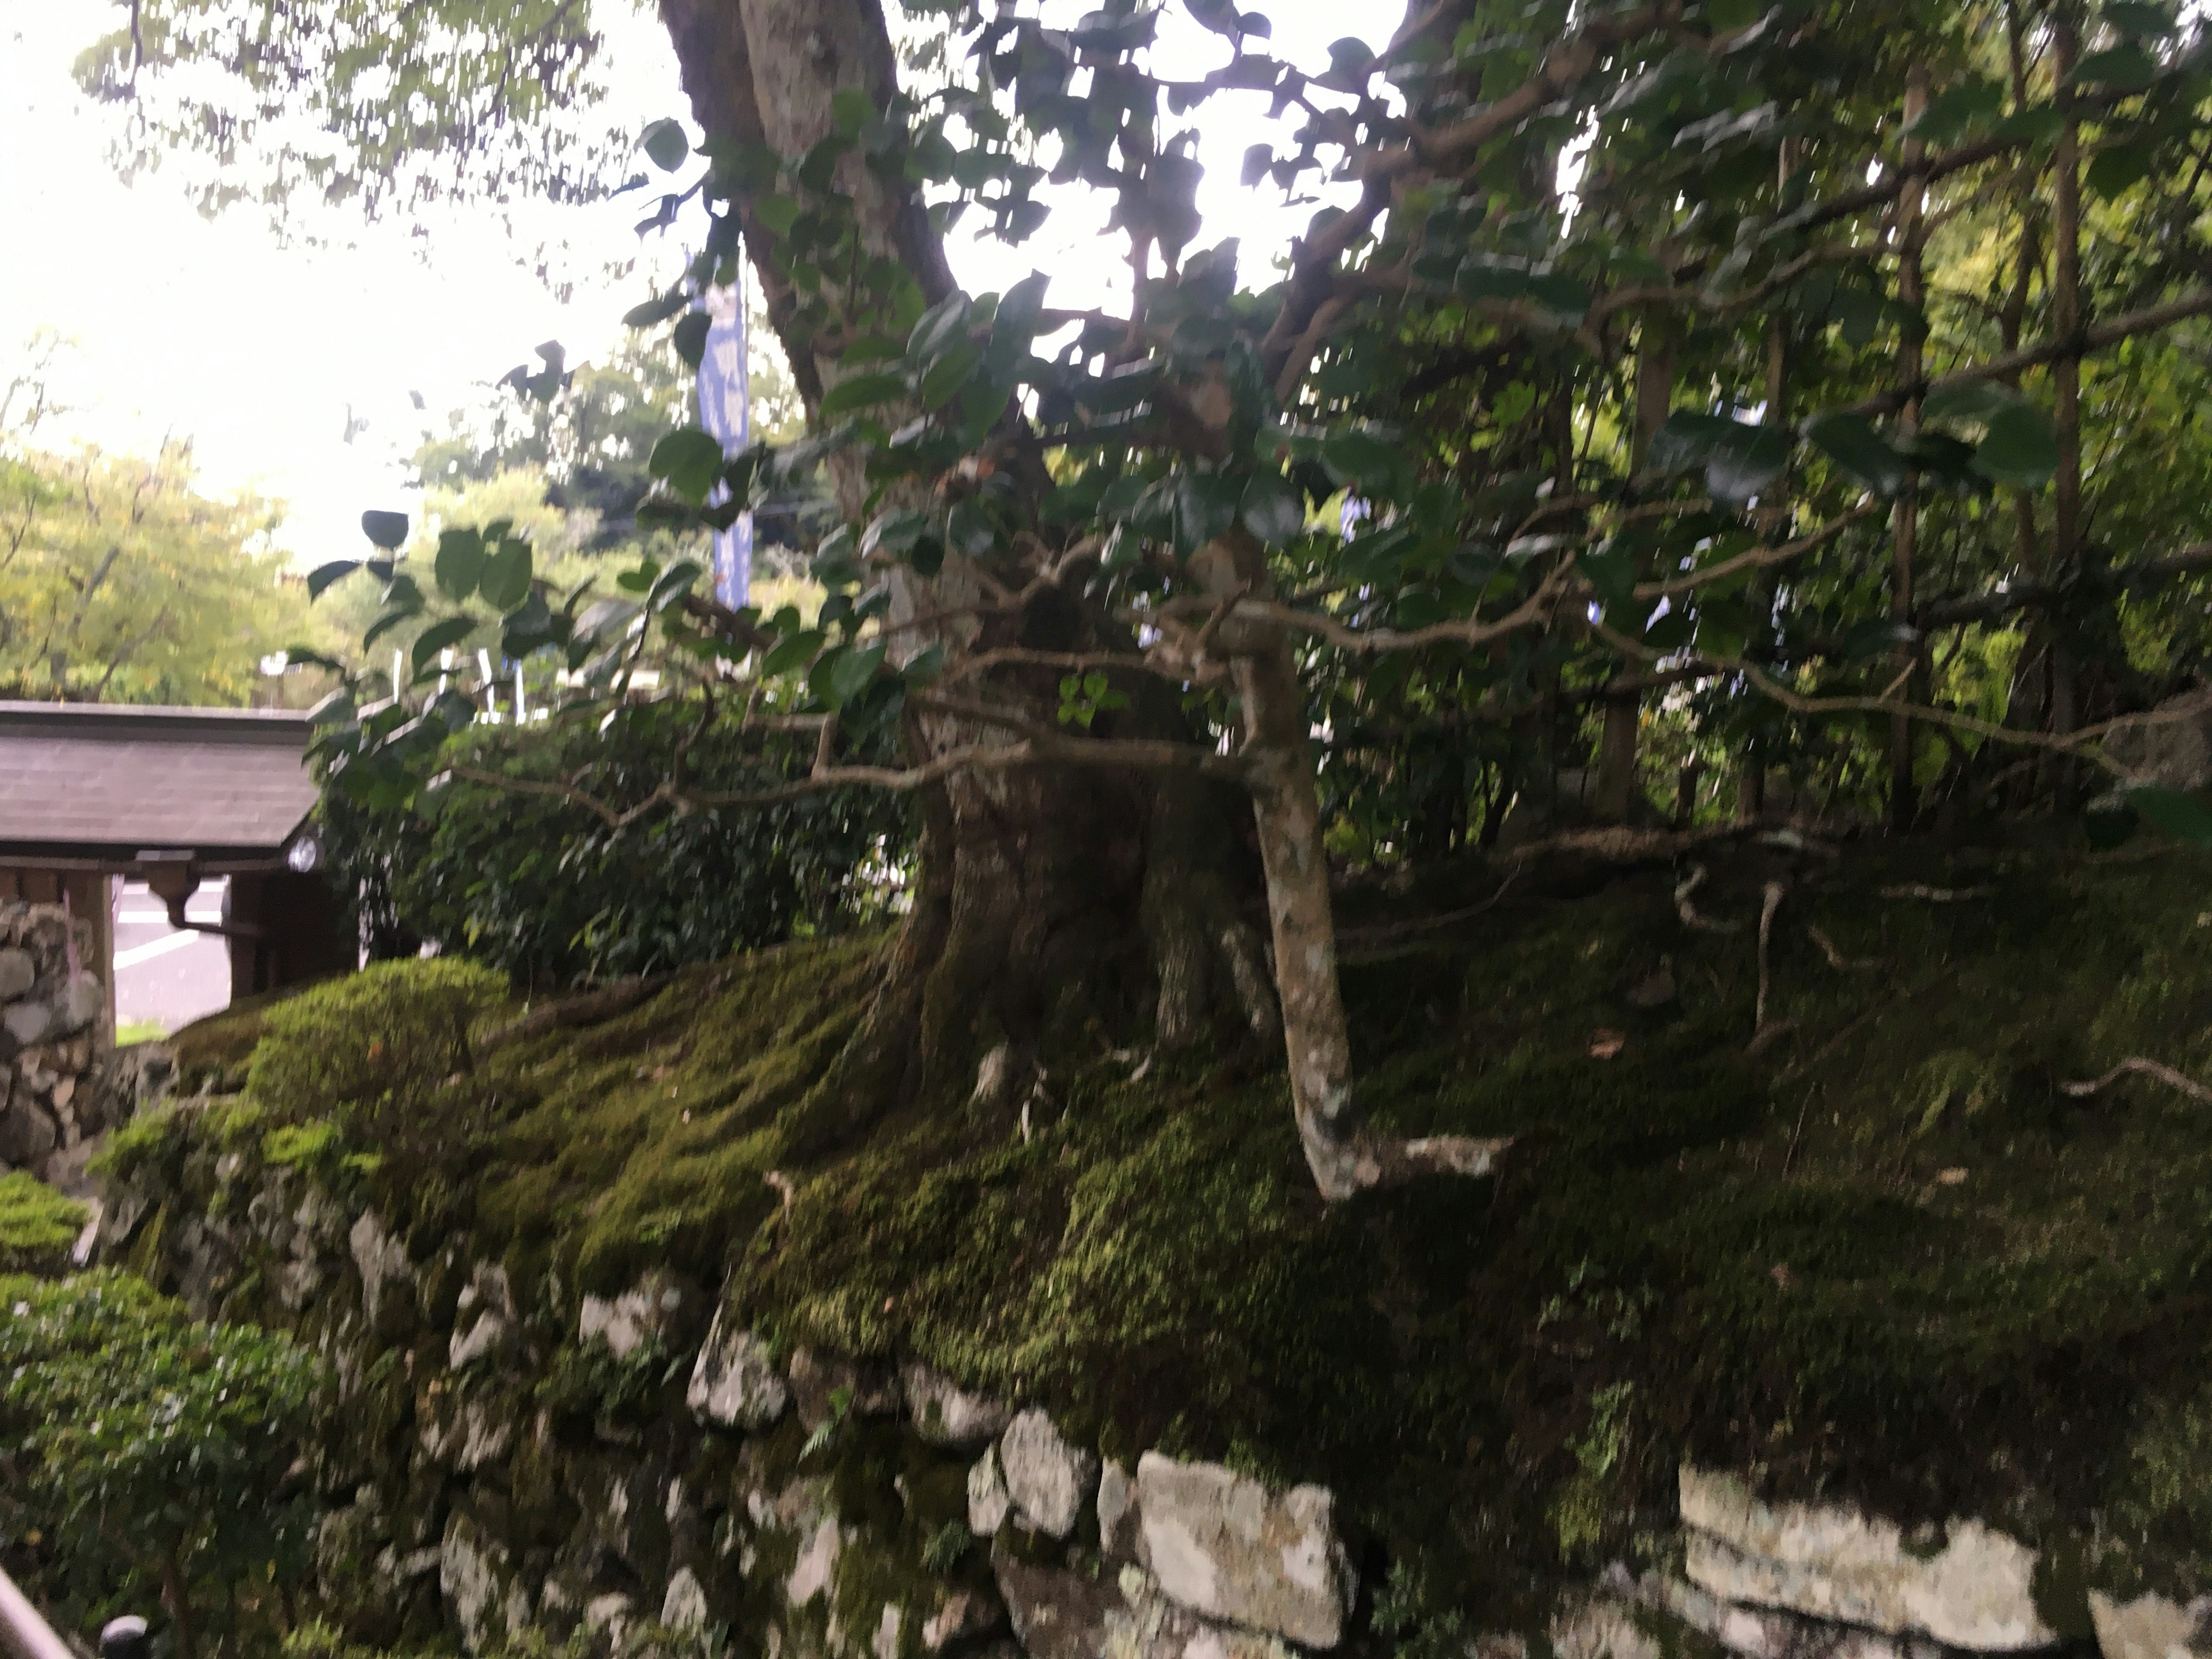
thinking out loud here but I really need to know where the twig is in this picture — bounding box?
[1753,880,1787,1036]
[1675,864,1742,934]
[1806,924,1880,971]
[2060,1056,2212,1105]
[1780,1093,1813,1179]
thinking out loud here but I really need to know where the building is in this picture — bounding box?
[0,702,353,1032]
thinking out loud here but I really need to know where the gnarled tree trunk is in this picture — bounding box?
[658,0,1273,1147]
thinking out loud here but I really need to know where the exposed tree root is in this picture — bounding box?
[479,971,679,1056]
[1753,880,1787,1035]
[1675,865,1742,934]
[1879,882,1998,901]
[1316,1129,1517,1198]
[1808,923,1880,971]
[2061,1056,2212,1105]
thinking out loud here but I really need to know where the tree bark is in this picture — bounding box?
[659,0,1277,1145]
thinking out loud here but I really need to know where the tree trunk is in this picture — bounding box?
[1890,67,1930,834]
[1596,312,1677,823]
[2048,7,2085,791]
[660,0,1276,1147]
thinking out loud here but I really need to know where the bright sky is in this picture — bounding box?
[0,1,1399,567]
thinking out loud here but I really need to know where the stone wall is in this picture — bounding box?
[99,1100,2200,1659]
[1,900,117,1192]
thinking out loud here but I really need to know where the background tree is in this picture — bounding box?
[94,0,2212,1195]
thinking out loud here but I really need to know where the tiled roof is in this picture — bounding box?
[0,702,317,861]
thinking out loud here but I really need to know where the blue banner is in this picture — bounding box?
[696,279,753,608]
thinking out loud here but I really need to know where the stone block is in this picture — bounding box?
[1001,1407,1098,1539]
[1679,1465,2056,1652]
[2090,1591,2212,1659]
[1134,1451,1355,1649]
[687,1312,790,1430]
[904,1359,1014,1448]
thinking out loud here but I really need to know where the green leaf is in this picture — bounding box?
[1921,381,2026,427]
[1241,143,1273,187]
[650,427,726,503]
[907,293,972,364]
[1647,412,1738,474]
[1970,403,2059,489]
[1320,430,1407,497]
[919,340,986,410]
[411,616,478,676]
[1173,471,1243,551]
[1706,425,1790,503]
[2073,44,2159,88]
[2085,791,2141,849]
[830,89,875,137]
[306,560,361,601]
[820,372,909,417]
[361,510,410,550]
[639,117,690,172]
[623,289,690,329]
[479,540,535,612]
[2087,140,2154,199]
[2119,783,2212,843]
[756,195,802,237]
[673,312,712,369]
[1991,105,2065,144]
[2101,2,2176,39]
[1240,474,1306,546]
[1578,539,1639,609]
[1802,410,1909,497]
[362,603,419,652]
[433,529,484,602]
[1905,80,2004,147]
[763,628,824,676]
[828,641,888,707]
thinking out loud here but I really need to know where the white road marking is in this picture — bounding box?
[113,931,207,970]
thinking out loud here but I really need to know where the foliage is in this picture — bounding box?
[316,698,912,990]
[0,1171,88,1276]
[245,957,507,1183]
[0,431,305,704]
[0,1271,321,1658]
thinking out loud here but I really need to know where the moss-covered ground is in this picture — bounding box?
[151,834,2212,1622]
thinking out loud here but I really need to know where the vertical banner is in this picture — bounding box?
[696,274,753,608]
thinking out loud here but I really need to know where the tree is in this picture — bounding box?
[0,381,308,703]
[0,1271,322,1659]
[92,0,2212,1194]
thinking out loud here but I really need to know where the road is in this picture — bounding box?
[113,877,233,1037]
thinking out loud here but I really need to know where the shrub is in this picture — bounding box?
[318,699,912,993]
[0,1271,321,1659]
[247,957,507,1183]
[0,1172,88,1276]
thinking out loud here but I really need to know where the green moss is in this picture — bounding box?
[0,1172,88,1275]
[166,839,2212,1609]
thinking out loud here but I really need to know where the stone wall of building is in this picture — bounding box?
[0,900,118,1192]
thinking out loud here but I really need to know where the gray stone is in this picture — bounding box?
[687,1312,790,1429]
[2089,1591,2212,1659]
[0,1098,56,1169]
[439,1512,533,1654]
[787,1514,844,1607]
[350,1209,415,1327]
[1134,1450,1356,1649]
[992,1537,1124,1659]
[1679,1465,2056,1652]
[448,1263,516,1371]
[661,1566,710,1633]
[903,1359,1014,1448]
[1609,1565,1945,1659]
[1549,1590,1667,1659]
[58,972,103,1036]
[1001,1407,1098,1539]
[1100,1459,1141,1561]
[0,950,33,1002]
[2,1000,55,1049]
[580,1285,661,1359]
[969,1444,1012,1537]
[1107,1565,1293,1659]
[923,1588,1005,1652]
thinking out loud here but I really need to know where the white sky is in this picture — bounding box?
[0,1,1399,566]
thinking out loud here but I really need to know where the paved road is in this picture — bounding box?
[113,877,233,1037]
